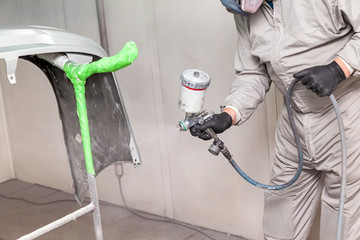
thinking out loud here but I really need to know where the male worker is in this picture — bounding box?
[190,1,360,239]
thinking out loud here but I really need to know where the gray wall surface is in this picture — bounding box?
[0,0,295,239]
[0,60,13,182]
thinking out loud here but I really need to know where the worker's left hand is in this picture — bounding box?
[293,61,346,97]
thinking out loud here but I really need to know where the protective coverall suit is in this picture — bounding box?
[194,1,360,239]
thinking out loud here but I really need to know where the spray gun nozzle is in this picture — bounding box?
[178,120,189,131]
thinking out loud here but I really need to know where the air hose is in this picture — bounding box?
[207,78,304,190]
[330,94,347,240]
[207,78,347,239]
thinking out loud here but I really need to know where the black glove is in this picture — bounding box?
[293,61,346,97]
[190,112,233,140]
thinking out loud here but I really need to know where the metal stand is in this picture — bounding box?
[17,174,104,240]
[88,174,104,240]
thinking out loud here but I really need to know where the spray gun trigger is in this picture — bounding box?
[197,112,214,125]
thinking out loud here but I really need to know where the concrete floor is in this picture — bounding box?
[0,179,248,240]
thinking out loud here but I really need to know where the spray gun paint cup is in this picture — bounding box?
[178,69,211,113]
[178,69,211,131]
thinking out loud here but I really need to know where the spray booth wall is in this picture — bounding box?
[0,1,285,239]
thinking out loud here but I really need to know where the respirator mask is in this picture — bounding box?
[220,0,264,16]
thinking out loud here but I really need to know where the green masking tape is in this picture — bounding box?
[63,41,138,175]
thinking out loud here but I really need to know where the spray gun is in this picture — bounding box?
[177,69,231,157]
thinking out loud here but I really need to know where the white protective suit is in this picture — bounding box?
[221,1,360,239]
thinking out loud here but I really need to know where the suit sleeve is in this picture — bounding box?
[221,15,271,125]
[336,0,360,76]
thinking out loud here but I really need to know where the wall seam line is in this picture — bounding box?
[147,0,175,219]
[0,74,15,179]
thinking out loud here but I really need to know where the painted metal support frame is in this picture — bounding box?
[17,174,103,240]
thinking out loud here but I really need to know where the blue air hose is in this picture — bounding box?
[329,94,347,240]
[216,78,304,190]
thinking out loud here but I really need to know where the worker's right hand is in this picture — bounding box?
[190,112,233,140]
